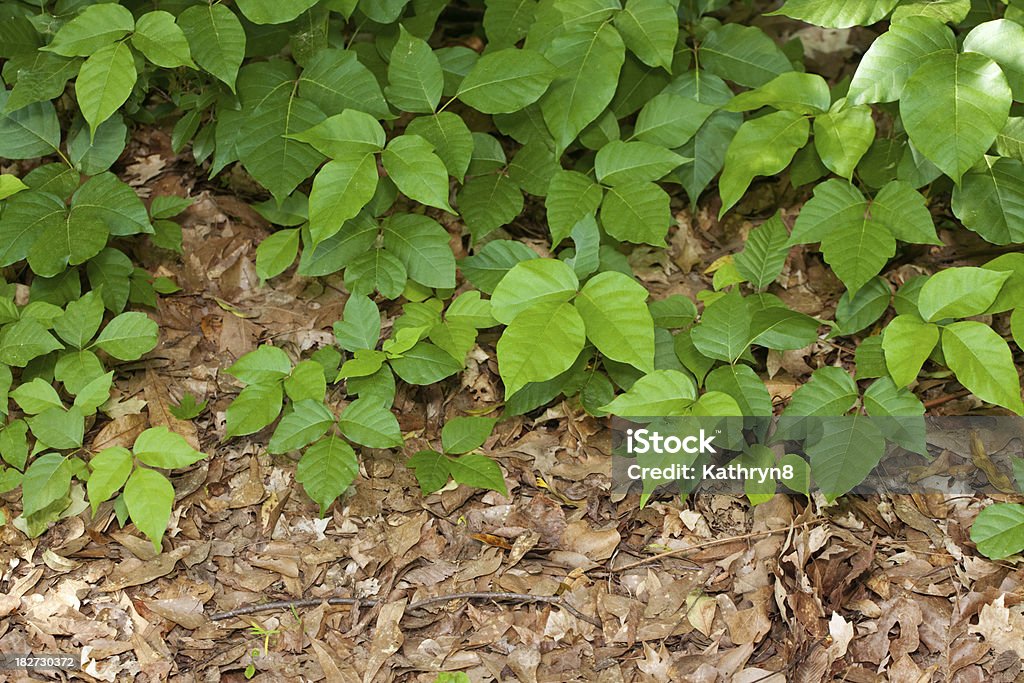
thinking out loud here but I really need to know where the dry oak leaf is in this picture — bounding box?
[969,594,1024,658]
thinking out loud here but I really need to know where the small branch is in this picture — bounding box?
[210,592,602,628]
[408,592,602,628]
[923,390,970,409]
[211,597,374,621]
[614,519,824,571]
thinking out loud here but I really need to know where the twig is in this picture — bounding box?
[210,592,602,628]
[923,391,970,409]
[614,519,824,571]
[408,591,602,628]
[211,597,374,621]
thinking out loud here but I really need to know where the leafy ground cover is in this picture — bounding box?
[1,0,1024,679]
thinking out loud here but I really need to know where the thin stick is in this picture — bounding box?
[408,591,602,628]
[211,597,374,621]
[615,519,823,571]
[209,592,602,628]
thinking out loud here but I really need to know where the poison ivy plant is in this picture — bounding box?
[1,0,1022,559]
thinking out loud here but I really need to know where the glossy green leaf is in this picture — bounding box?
[963,20,1024,101]
[406,113,474,181]
[613,0,678,71]
[308,155,379,246]
[719,111,809,216]
[381,135,454,212]
[236,0,320,23]
[575,271,655,373]
[734,213,789,289]
[132,11,195,68]
[784,366,858,415]
[901,51,1011,182]
[133,427,204,469]
[43,4,134,57]
[22,454,71,517]
[75,42,136,135]
[382,213,456,289]
[93,312,158,361]
[601,369,696,416]
[124,467,174,550]
[691,289,751,363]
[269,400,335,453]
[882,315,939,387]
[971,503,1024,559]
[457,48,555,114]
[600,181,670,245]
[918,267,1010,322]
[951,156,1024,245]
[699,24,792,88]
[814,104,874,179]
[808,415,885,501]
[633,92,715,148]
[344,248,407,299]
[847,16,955,105]
[338,398,403,448]
[490,258,578,324]
[441,416,498,454]
[289,110,386,158]
[225,382,284,437]
[386,27,443,113]
[595,140,687,185]
[545,170,603,246]
[447,453,507,494]
[497,301,585,397]
[942,321,1024,414]
[458,174,524,241]
[178,4,245,91]
[296,436,359,516]
[725,72,831,115]
[87,447,132,514]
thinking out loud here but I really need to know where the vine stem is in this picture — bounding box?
[209,591,602,628]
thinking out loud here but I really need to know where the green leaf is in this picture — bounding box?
[575,271,655,373]
[124,468,174,550]
[289,110,385,158]
[677,110,742,206]
[942,321,1024,414]
[699,24,792,88]
[308,156,378,246]
[76,42,136,135]
[719,111,809,216]
[131,11,195,68]
[459,240,538,294]
[882,315,939,387]
[226,345,292,385]
[447,453,507,495]
[457,174,524,242]
[613,0,677,71]
[225,383,284,437]
[484,0,537,48]
[54,290,105,349]
[918,267,1010,322]
[407,450,450,494]
[334,294,381,352]
[28,406,84,450]
[545,170,603,247]
[633,92,715,148]
[490,258,578,324]
[870,180,940,245]
[600,181,670,245]
[87,447,132,514]
[3,52,80,113]
[386,26,443,113]
[891,0,969,23]
[338,398,403,448]
[0,317,63,367]
[72,370,113,415]
[11,378,63,415]
[284,361,327,403]
[0,420,28,471]
[847,16,955,105]
[785,366,858,415]
[982,253,1024,314]
[814,104,874,179]
[601,369,696,416]
[178,4,245,91]
[457,48,555,114]
[256,229,299,280]
[807,415,885,501]
[0,175,28,201]
[951,156,1024,245]
[772,0,897,28]
[236,0,320,23]
[594,140,687,185]
[298,211,377,277]
[389,341,463,384]
[706,364,773,416]
[382,135,454,213]
[169,392,207,420]
[971,503,1024,560]
[0,93,61,159]
[298,49,390,119]
[963,20,1024,101]
[901,52,1011,183]
[68,113,127,175]
[382,214,456,289]
[133,427,204,469]
[92,312,158,361]
[296,435,360,515]
[835,276,890,335]
[691,290,751,363]
[43,3,134,57]
[498,302,585,397]
[21,454,72,518]
[345,249,407,299]
[749,306,819,351]
[819,212,895,296]
[441,416,498,455]
[406,113,474,182]
[269,400,334,453]
[734,213,789,289]
[725,72,831,115]
[540,23,625,154]
[73,173,153,237]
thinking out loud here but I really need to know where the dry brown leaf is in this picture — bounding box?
[561,520,620,560]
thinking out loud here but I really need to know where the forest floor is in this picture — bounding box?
[3,67,1024,683]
